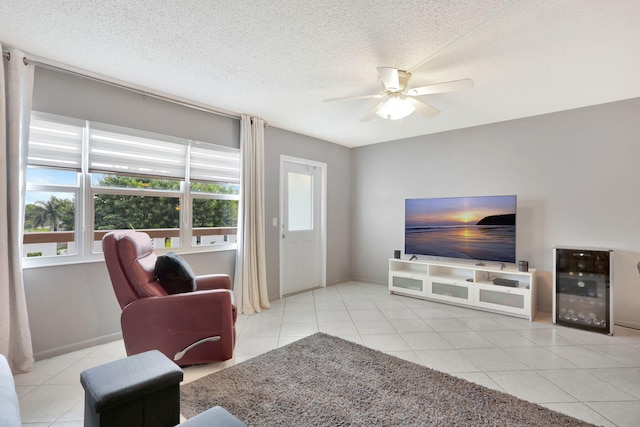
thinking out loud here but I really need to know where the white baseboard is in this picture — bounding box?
[615,320,640,330]
[34,332,123,361]
[349,276,386,286]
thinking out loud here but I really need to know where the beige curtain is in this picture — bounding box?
[233,115,270,314]
[1,47,35,373]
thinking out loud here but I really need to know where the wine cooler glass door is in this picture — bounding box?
[553,248,613,335]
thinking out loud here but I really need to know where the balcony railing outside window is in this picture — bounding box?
[23,227,238,257]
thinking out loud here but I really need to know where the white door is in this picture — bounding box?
[280,156,326,297]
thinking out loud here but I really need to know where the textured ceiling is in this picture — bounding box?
[1,1,639,147]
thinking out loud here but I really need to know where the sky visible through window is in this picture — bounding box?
[26,168,77,204]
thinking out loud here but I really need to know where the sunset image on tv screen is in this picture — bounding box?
[405,195,516,263]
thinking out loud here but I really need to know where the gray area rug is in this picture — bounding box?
[181,333,595,426]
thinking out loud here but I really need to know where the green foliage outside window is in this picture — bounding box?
[25,175,238,232]
[191,181,239,195]
[24,196,74,231]
[192,199,238,228]
[94,175,180,190]
[94,193,181,230]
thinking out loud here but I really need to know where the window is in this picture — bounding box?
[287,172,313,231]
[23,112,240,265]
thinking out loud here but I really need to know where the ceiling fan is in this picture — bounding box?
[324,67,474,121]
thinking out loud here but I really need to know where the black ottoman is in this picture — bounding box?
[80,350,183,427]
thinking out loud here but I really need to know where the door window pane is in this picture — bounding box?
[288,172,313,231]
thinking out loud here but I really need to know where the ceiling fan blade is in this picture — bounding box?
[408,97,441,118]
[376,67,400,91]
[360,100,388,122]
[323,93,384,102]
[407,78,474,97]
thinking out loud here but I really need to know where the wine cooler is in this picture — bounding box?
[553,247,613,335]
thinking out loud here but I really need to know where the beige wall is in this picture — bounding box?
[263,127,353,300]
[23,250,237,360]
[350,97,640,328]
[23,66,640,359]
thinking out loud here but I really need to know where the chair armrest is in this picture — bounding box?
[195,274,231,290]
[123,289,234,325]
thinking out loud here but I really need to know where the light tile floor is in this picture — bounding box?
[14,281,640,426]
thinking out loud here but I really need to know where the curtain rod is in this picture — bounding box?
[2,49,241,121]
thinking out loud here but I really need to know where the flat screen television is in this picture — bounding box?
[405,195,517,264]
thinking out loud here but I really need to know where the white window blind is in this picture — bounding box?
[88,127,187,179]
[28,116,83,171]
[28,112,240,184]
[190,141,240,184]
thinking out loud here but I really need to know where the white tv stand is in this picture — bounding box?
[389,258,537,321]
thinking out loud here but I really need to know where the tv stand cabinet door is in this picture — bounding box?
[427,277,473,306]
[389,272,427,297]
[474,284,531,319]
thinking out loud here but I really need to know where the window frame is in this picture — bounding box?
[24,168,83,263]
[23,112,240,268]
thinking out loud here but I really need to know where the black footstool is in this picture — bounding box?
[80,350,183,427]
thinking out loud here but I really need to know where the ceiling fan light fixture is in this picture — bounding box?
[375,95,415,120]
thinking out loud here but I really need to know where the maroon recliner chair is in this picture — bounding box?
[102,231,236,366]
